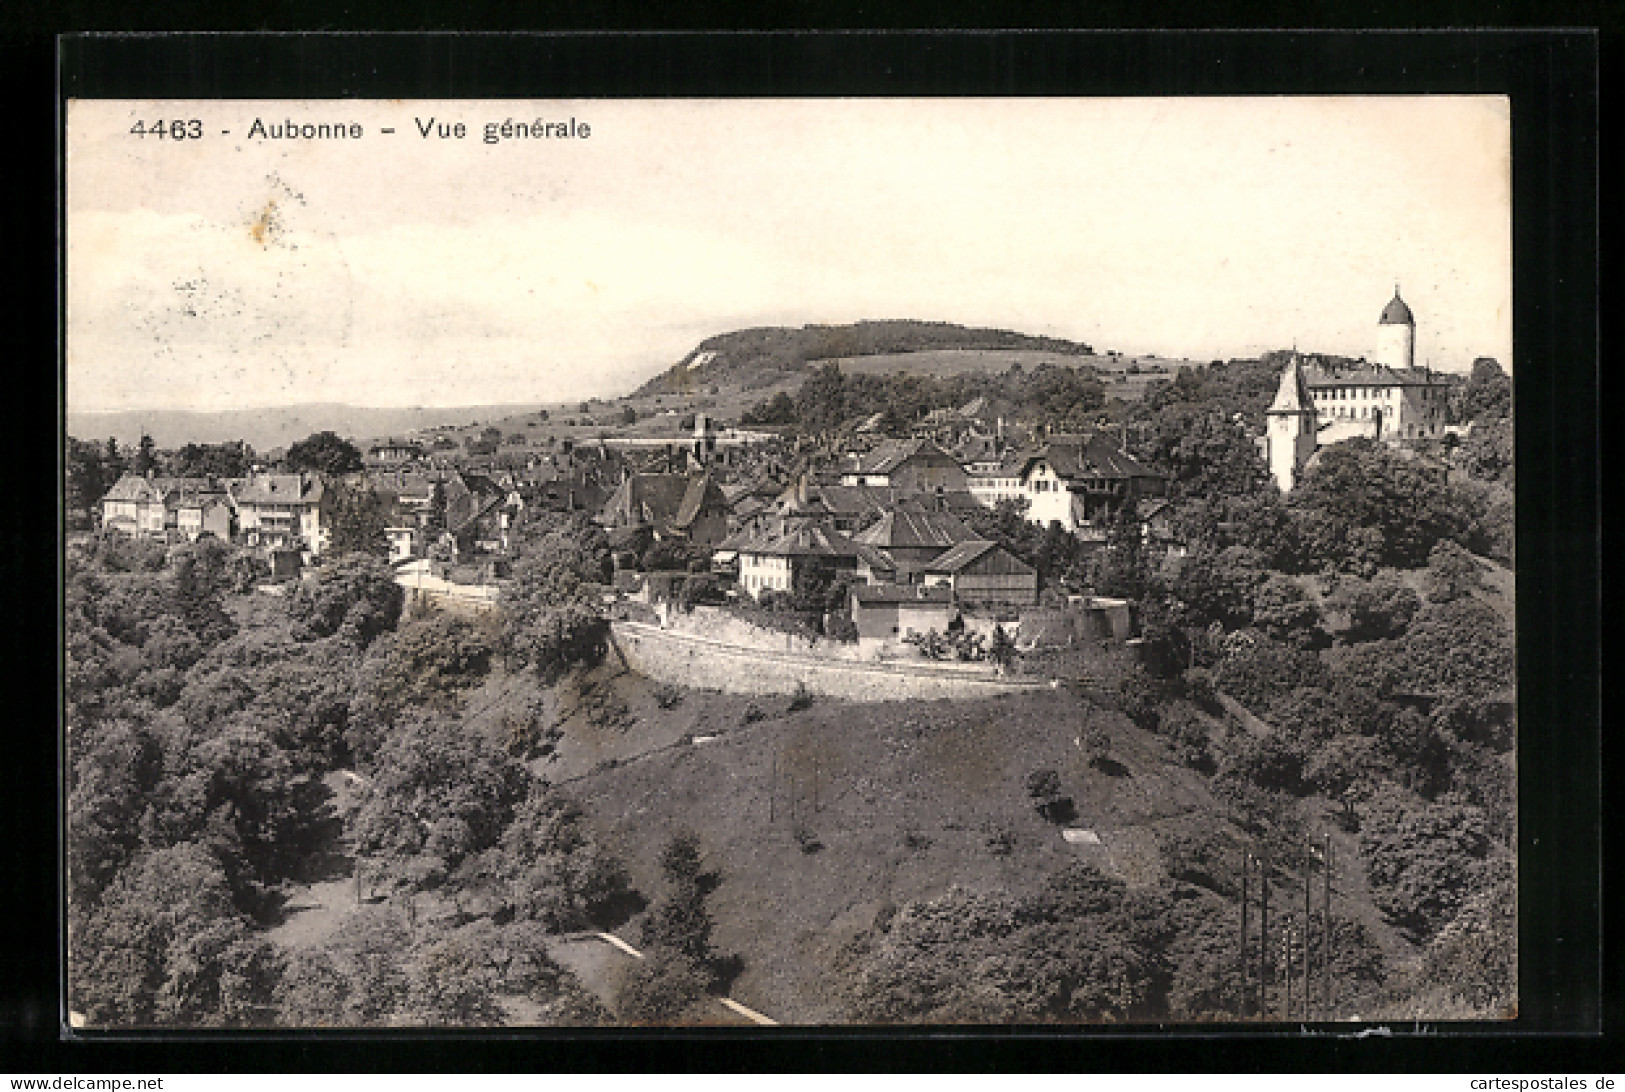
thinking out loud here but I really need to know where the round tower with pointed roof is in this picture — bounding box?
[1376,285,1416,371]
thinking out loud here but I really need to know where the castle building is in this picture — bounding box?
[1304,289,1447,443]
[1264,354,1319,494]
[1264,288,1450,492]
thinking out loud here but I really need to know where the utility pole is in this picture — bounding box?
[1304,846,1313,1021]
[1240,850,1251,1018]
[1323,834,1334,1019]
[1260,854,1270,1019]
[1283,924,1292,1020]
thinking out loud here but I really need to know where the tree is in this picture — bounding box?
[66,437,115,527]
[741,391,797,426]
[1164,544,1268,631]
[1458,418,1513,486]
[165,440,254,479]
[350,712,530,889]
[285,431,363,476]
[641,829,716,965]
[491,792,631,931]
[287,554,403,646]
[1325,574,1420,643]
[133,433,159,476]
[502,517,611,679]
[1249,573,1322,645]
[1359,789,1496,941]
[614,951,713,1025]
[1288,439,1478,571]
[1085,508,1153,599]
[405,938,506,1026]
[1423,539,1483,603]
[68,841,253,1026]
[275,950,351,1025]
[1453,357,1512,424]
[326,905,412,1023]
[326,482,392,558]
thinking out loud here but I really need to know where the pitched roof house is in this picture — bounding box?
[721,520,891,601]
[597,472,730,549]
[921,539,1038,607]
[230,472,332,556]
[838,439,968,493]
[852,507,978,579]
[1011,434,1166,533]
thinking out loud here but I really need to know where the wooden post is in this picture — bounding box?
[1304,846,1313,1021]
[1260,854,1270,1018]
[1240,851,1250,1018]
[1323,835,1333,1019]
[1283,924,1292,1020]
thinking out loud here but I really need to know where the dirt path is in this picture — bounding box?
[265,877,372,952]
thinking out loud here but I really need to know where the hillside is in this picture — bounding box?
[633,320,1096,398]
[487,652,1424,1025]
[66,402,553,453]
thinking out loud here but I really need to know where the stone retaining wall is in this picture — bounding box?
[611,620,1048,702]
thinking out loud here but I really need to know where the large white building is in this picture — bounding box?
[1265,288,1453,492]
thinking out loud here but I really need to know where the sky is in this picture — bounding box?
[66,97,1511,413]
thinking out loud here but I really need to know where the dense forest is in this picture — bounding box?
[64,510,647,1026]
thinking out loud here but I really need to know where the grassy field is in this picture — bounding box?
[540,670,1239,1023]
[817,347,1204,402]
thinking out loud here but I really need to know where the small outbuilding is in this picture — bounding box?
[849,583,956,649]
[921,539,1039,608]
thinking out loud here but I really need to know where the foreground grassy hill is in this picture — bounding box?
[488,649,1419,1024]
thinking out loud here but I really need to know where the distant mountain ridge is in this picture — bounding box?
[65,402,550,453]
[635,320,1094,397]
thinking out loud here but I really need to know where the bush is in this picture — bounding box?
[1359,789,1495,942]
[1158,826,1242,897]
[614,951,712,1025]
[1214,634,1331,711]
[1326,574,1420,643]
[787,682,814,712]
[1423,539,1483,603]
[287,555,403,647]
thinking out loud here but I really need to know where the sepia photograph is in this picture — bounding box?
[63,95,1517,1029]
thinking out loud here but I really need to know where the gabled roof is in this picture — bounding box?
[231,473,325,506]
[958,396,988,419]
[1302,362,1440,390]
[854,508,975,551]
[846,438,950,476]
[729,520,868,560]
[673,474,727,528]
[600,472,725,533]
[1021,435,1161,482]
[1136,497,1173,521]
[924,539,1034,575]
[101,474,166,504]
